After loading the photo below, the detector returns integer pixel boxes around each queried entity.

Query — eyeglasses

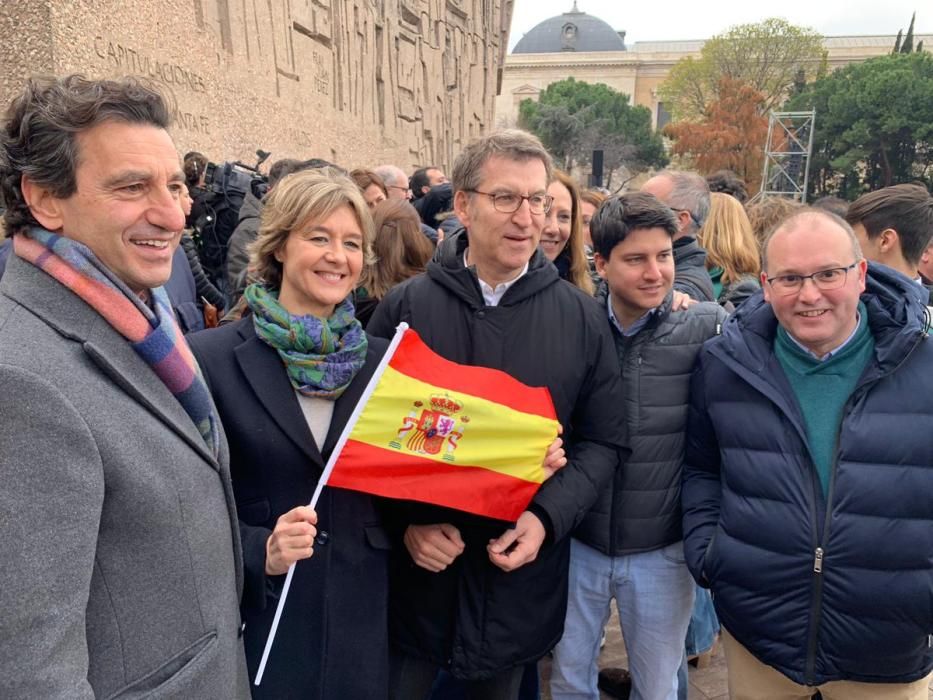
[387,184,412,196]
[766,262,859,295]
[465,189,553,214]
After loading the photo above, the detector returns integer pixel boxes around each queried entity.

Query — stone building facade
[0,0,514,171]
[496,7,932,131]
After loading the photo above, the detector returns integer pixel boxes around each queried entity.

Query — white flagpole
[253,322,409,686]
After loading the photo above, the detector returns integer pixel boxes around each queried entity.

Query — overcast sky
[508,1,929,50]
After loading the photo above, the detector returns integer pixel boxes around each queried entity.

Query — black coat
[672,236,715,302]
[367,231,627,679]
[189,319,391,700]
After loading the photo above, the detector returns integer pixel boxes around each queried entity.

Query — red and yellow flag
[326,324,559,521]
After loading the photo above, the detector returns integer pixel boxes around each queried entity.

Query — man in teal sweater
[682,208,933,698]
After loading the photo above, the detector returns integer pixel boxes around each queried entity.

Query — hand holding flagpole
[252,319,559,685]
[252,322,410,686]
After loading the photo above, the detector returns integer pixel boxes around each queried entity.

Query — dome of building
[512,3,626,54]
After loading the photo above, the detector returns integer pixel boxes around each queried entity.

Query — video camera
[191,149,271,296]
[203,149,272,201]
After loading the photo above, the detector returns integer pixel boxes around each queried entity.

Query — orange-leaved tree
[664,78,769,195]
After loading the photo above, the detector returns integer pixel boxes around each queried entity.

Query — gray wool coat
[0,255,250,699]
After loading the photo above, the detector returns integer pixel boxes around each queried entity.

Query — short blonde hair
[249,167,375,290]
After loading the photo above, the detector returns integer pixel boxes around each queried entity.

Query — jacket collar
[2,255,220,470]
[231,318,382,467]
[427,228,560,308]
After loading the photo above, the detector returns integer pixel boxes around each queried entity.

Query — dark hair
[360,199,433,299]
[183,151,207,188]
[304,158,344,173]
[844,184,933,265]
[812,195,849,219]
[1,74,172,234]
[706,169,748,204]
[267,158,304,189]
[409,167,433,199]
[590,191,678,260]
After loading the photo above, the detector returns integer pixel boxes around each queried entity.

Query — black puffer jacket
[367,230,627,679]
[575,288,726,555]
[673,236,715,302]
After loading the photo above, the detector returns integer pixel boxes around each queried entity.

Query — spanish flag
[254,322,560,685]
[323,322,559,522]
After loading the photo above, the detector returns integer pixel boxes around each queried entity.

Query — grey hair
[451,129,553,195]
[656,170,710,235]
[1,74,171,235]
[761,208,863,272]
[374,164,408,190]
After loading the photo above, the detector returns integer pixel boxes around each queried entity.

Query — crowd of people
[1,74,932,700]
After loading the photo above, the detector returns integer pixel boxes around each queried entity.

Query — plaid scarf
[14,228,220,457]
[244,283,367,399]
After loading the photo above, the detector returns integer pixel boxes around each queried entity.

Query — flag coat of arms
[326,323,560,521]
[252,322,559,685]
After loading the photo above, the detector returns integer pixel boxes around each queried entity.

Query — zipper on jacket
[802,337,925,684]
[804,421,842,683]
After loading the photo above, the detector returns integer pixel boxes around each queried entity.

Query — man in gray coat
[0,75,249,698]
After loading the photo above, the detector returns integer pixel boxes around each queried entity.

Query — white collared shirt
[787,312,862,361]
[463,249,529,307]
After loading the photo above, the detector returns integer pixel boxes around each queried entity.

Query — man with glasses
[369,129,626,698]
[375,164,414,201]
[641,170,716,302]
[682,209,933,699]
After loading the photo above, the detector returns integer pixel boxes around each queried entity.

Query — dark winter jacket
[673,236,715,302]
[225,191,263,304]
[682,263,933,686]
[188,320,391,699]
[367,230,627,679]
[719,274,761,311]
[575,288,726,556]
[180,232,225,311]
[164,244,204,334]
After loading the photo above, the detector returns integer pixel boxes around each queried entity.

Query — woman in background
[352,168,389,210]
[355,198,434,327]
[540,170,595,295]
[699,192,761,309]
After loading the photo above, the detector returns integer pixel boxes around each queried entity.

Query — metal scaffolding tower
[751,110,816,203]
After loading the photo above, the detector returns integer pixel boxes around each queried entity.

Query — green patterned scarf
[244,283,368,399]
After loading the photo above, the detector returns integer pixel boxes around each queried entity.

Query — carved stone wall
[0,0,513,171]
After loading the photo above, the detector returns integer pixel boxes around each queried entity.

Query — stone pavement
[538,602,933,699]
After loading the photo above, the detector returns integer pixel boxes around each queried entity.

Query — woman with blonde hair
[355,198,434,326]
[188,167,392,699]
[540,170,595,295]
[699,192,761,308]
